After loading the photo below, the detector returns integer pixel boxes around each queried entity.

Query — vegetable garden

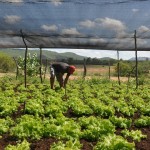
[0,76,150,150]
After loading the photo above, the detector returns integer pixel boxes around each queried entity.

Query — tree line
[0,52,149,78]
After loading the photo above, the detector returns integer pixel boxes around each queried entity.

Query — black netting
[0,0,150,50]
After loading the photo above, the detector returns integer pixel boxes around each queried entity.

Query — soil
[0,72,149,149]
[0,107,150,150]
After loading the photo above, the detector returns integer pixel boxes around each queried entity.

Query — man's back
[51,62,69,74]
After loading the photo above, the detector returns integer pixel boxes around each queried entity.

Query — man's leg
[50,67,55,89]
[56,73,64,88]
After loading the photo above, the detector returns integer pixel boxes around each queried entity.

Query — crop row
[0,78,150,149]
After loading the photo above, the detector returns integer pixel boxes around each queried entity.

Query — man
[50,62,76,89]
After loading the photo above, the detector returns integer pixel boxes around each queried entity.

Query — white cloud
[89,38,106,43]
[79,17,127,37]
[51,0,62,6]
[41,24,58,32]
[132,9,139,13]
[79,20,96,28]
[1,0,23,2]
[4,15,21,24]
[137,26,150,33]
[61,28,81,35]
[96,17,126,32]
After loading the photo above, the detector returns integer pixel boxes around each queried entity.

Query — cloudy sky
[0,0,150,58]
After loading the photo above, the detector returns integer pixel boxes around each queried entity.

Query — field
[0,65,150,150]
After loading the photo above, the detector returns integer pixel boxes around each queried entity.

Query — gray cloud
[132,8,139,13]
[41,24,58,32]
[79,20,96,28]
[4,15,21,24]
[61,28,81,35]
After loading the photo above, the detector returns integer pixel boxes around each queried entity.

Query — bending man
[50,62,76,89]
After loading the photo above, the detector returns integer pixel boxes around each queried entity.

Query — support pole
[108,60,111,80]
[44,59,48,80]
[117,51,121,85]
[20,29,28,88]
[134,30,138,89]
[13,57,19,80]
[83,58,87,79]
[20,29,28,114]
[39,47,43,83]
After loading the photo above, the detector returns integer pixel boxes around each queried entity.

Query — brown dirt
[0,71,149,149]
[0,107,150,150]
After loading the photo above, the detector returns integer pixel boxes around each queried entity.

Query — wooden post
[20,29,28,114]
[39,47,43,83]
[108,60,111,80]
[20,29,28,88]
[44,59,48,80]
[117,51,121,85]
[83,58,87,79]
[134,30,138,89]
[13,57,19,80]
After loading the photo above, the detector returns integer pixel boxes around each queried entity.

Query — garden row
[0,77,150,149]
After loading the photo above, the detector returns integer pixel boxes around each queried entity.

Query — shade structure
[0,0,150,51]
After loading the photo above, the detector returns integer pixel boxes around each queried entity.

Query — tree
[115,61,132,77]
[0,52,15,73]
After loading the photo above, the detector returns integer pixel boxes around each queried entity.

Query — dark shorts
[50,66,61,78]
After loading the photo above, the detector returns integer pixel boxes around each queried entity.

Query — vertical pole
[117,51,121,85]
[83,58,87,79]
[108,60,111,80]
[20,29,27,114]
[40,47,43,83]
[44,59,48,80]
[13,57,19,80]
[134,30,138,89]
[20,29,28,88]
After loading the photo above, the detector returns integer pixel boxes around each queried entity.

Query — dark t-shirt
[51,62,69,74]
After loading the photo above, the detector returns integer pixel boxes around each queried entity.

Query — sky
[46,48,150,60]
[1,0,150,53]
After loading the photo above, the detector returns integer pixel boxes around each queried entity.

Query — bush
[0,52,15,73]
[115,61,132,77]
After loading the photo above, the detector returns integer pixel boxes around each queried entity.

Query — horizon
[44,48,150,60]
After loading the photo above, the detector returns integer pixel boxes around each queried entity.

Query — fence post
[117,51,121,85]
[134,30,138,89]
[13,57,19,80]
[108,60,111,80]
[39,46,43,83]
[83,58,87,79]
[20,29,28,88]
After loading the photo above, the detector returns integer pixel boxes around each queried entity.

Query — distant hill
[99,57,116,60]
[129,57,150,61]
[0,49,86,60]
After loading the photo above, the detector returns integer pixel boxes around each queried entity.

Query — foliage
[114,60,150,77]
[50,140,82,150]
[5,139,30,150]
[0,78,150,149]
[114,61,132,77]
[134,116,150,127]
[0,52,15,73]
[94,134,135,150]
[0,117,14,135]
[17,53,41,76]
[109,116,132,129]
[121,129,147,142]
